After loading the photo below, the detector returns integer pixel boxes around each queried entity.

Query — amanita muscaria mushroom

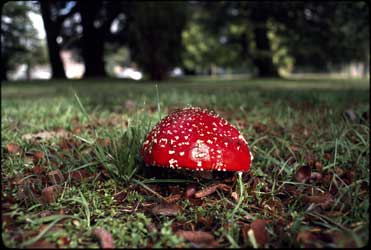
[141,106,253,172]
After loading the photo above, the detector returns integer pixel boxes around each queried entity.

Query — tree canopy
[1,1,369,80]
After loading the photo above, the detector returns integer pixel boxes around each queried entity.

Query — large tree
[126,2,187,81]
[39,1,73,79]
[75,1,122,78]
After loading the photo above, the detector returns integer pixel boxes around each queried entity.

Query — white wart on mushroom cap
[141,107,253,172]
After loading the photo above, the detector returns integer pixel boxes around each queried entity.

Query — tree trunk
[40,2,66,79]
[1,58,8,81]
[79,2,106,78]
[252,22,279,78]
[149,63,167,81]
[26,63,31,80]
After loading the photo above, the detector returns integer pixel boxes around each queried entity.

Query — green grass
[1,76,369,248]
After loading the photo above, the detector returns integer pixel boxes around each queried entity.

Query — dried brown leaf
[47,170,65,185]
[314,161,323,171]
[32,151,45,163]
[305,153,316,167]
[231,191,239,202]
[93,227,115,249]
[184,184,197,198]
[7,143,22,154]
[324,152,332,161]
[164,194,182,203]
[194,183,231,198]
[197,216,214,228]
[17,177,43,205]
[295,165,311,183]
[70,169,94,181]
[240,222,251,244]
[303,193,334,209]
[42,185,61,204]
[250,219,268,246]
[31,165,45,175]
[151,203,181,216]
[309,172,322,182]
[296,230,316,245]
[176,230,218,247]
[22,129,70,141]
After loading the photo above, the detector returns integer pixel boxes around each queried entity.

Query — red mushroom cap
[141,107,253,172]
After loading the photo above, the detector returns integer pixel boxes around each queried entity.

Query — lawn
[1,76,369,248]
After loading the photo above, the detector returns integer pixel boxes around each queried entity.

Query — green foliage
[182,22,242,74]
[1,2,47,79]
[104,45,131,77]
[94,116,152,183]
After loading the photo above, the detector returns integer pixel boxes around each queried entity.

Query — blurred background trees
[1,1,47,80]
[1,1,369,81]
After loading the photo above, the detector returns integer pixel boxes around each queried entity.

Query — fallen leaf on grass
[295,165,311,183]
[303,193,334,209]
[42,185,61,204]
[197,216,214,228]
[31,165,45,175]
[22,128,70,141]
[309,172,323,182]
[17,177,43,205]
[305,153,316,166]
[296,229,347,247]
[47,170,65,185]
[6,143,22,154]
[176,230,218,247]
[314,161,323,171]
[261,199,284,216]
[32,151,45,163]
[164,194,182,203]
[151,203,181,216]
[231,191,239,202]
[194,183,231,198]
[296,230,316,246]
[93,227,115,249]
[69,169,95,181]
[184,184,197,198]
[250,219,268,246]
